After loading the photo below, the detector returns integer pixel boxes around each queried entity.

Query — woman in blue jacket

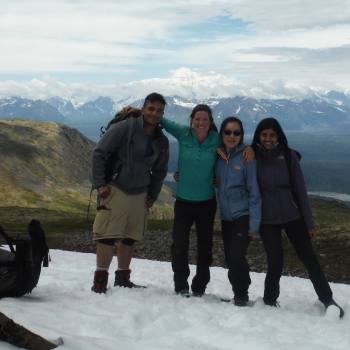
[216,117,261,306]
[252,117,344,318]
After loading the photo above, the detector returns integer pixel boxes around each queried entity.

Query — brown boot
[114,269,145,288]
[91,270,108,293]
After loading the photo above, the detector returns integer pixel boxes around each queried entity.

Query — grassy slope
[0,119,174,231]
[0,119,94,213]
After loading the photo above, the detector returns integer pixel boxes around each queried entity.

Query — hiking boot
[114,269,144,288]
[233,298,249,306]
[234,296,249,307]
[325,299,345,319]
[191,273,208,297]
[91,270,108,294]
[176,289,191,298]
[263,298,280,307]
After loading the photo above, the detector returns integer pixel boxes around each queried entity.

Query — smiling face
[222,121,242,152]
[142,101,165,126]
[259,128,278,150]
[191,110,211,137]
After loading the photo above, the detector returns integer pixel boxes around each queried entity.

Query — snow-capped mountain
[46,96,116,121]
[1,91,350,140]
[0,97,66,123]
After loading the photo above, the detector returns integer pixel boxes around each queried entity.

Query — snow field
[0,250,349,350]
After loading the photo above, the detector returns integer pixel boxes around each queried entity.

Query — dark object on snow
[0,311,61,349]
[0,220,49,298]
[114,269,146,288]
[91,270,108,294]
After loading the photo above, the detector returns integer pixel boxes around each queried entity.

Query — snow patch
[0,250,348,350]
[335,107,346,113]
[173,97,196,108]
[309,191,350,204]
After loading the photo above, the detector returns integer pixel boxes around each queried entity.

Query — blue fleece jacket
[215,144,262,234]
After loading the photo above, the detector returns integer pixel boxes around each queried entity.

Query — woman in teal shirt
[162,104,219,296]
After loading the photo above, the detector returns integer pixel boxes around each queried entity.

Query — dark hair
[143,92,167,107]
[189,104,217,132]
[252,117,288,151]
[219,116,244,145]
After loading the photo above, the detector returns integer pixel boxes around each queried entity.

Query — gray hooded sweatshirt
[91,116,169,200]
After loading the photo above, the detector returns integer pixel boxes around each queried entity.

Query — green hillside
[0,119,174,231]
[0,119,94,213]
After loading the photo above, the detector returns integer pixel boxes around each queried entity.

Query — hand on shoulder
[122,106,141,117]
[243,146,255,162]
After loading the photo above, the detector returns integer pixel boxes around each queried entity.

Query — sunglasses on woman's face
[223,129,241,136]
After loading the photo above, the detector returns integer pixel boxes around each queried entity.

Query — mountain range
[1,91,350,140]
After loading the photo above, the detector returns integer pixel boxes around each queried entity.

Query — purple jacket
[256,144,314,230]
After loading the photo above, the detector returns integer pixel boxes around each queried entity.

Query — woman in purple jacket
[252,118,344,318]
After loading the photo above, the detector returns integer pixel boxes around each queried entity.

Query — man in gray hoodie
[90,92,169,293]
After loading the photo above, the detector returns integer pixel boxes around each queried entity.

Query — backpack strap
[125,117,137,175]
[0,226,15,253]
[86,187,94,221]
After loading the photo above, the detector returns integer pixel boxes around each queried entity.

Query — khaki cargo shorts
[93,186,147,242]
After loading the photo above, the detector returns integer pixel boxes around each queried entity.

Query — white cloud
[0,68,347,103]
[0,0,349,92]
[224,0,350,30]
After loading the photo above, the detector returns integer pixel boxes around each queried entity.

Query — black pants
[171,197,216,293]
[221,216,251,300]
[260,218,333,305]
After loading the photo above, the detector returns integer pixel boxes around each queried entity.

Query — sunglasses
[223,129,242,136]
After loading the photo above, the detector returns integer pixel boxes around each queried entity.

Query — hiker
[252,117,344,318]
[90,92,169,293]
[162,105,219,296]
[215,117,261,306]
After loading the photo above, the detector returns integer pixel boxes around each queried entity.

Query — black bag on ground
[0,220,49,298]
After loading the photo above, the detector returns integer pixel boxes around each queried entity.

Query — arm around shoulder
[161,117,189,139]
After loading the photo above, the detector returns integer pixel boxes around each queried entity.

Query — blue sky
[0,0,350,101]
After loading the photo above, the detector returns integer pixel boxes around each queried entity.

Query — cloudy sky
[1,0,350,101]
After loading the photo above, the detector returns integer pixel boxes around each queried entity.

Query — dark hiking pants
[171,197,216,294]
[260,218,333,305]
[221,215,251,300]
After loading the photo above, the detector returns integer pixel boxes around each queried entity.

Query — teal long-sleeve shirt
[162,118,219,201]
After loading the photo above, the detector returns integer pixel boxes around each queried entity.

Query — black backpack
[0,220,49,298]
[100,110,141,137]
